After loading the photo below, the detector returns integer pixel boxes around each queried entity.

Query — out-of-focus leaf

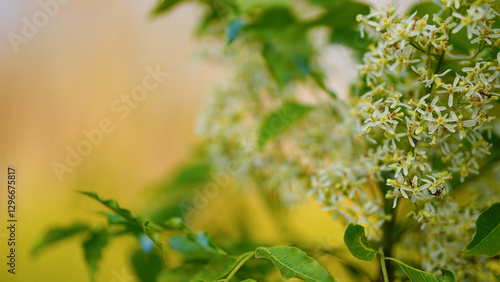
[32,223,89,255]
[150,160,211,220]
[309,1,370,59]
[193,232,227,255]
[151,0,185,17]
[171,162,211,184]
[143,221,167,262]
[386,258,456,282]
[409,1,441,18]
[260,31,313,88]
[98,212,127,225]
[343,224,377,261]
[163,217,190,231]
[257,102,313,150]
[246,8,296,33]
[169,232,226,261]
[450,28,475,55]
[255,246,336,282]
[83,229,109,281]
[243,8,312,87]
[193,252,254,281]
[330,27,372,61]
[79,191,139,224]
[157,263,206,282]
[131,249,164,282]
[462,203,500,256]
[313,2,369,29]
[236,0,290,12]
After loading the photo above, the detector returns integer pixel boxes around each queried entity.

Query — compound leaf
[462,203,500,256]
[255,246,335,282]
[343,224,377,261]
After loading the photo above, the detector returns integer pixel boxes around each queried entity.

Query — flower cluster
[195,0,500,278]
[355,0,499,216]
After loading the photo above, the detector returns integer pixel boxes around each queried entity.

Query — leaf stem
[379,251,389,282]
[224,252,255,282]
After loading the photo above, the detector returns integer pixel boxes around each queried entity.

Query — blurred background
[0,0,413,281]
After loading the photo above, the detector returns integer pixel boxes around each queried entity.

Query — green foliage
[462,203,500,256]
[257,102,313,150]
[254,246,336,282]
[343,224,377,261]
[169,232,227,261]
[131,249,164,282]
[150,159,211,221]
[32,222,89,255]
[82,229,109,281]
[408,1,441,18]
[151,0,185,16]
[79,191,139,224]
[192,252,253,281]
[143,221,167,262]
[386,258,455,282]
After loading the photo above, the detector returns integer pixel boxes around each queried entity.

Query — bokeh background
[0,0,413,281]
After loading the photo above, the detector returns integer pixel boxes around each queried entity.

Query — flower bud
[415,126,424,135]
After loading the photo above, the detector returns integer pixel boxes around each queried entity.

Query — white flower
[425,111,458,134]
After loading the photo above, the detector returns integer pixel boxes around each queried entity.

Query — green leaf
[343,224,377,261]
[236,0,290,12]
[462,203,500,256]
[151,0,185,17]
[82,229,109,281]
[246,8,296,32]
[32,223,89,255]
[79,191,139,224]
[143,221,167,262]
[330,27,371,61]
[254,246,335,282]
[257,102,313,149]
[386,258,456,282]
[193,232,227,255]
[193,252,254,281]
[262,37,312,87]
[131,249,164,282]
[171,162,211,184]
[169,232,226,260]
[157,263,206,281]
[163,217,191,231]
[408,1,441,18]
[313,1,369,29]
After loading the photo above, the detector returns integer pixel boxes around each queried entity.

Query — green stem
[379,251,389,282]
[435,51,445,75]
[381,195,396,281]
[224,252,254,282]
[409,41,440,58]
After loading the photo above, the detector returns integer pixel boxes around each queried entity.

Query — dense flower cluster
[354,0,499,216]
[196,0,500,278]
